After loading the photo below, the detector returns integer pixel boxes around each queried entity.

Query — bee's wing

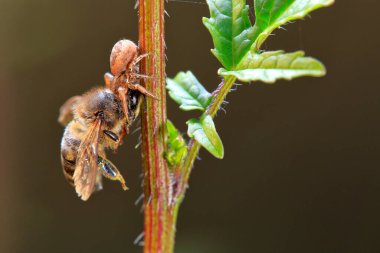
[73,119,102,201]
[58,95,81,126]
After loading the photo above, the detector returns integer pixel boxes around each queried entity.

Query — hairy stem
[139,1,173,252]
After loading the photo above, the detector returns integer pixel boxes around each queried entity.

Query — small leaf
[219,51,326,83]
[252,0,335,49]
[203,0,252,70]
[165,120,188,168]
[187,115,224,159]
[166,71,212,111]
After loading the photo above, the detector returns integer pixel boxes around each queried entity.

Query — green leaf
[165,120,188,168]
[203,0,252,70]
[252,0,334,49]
[187,115,224,159]
[203,0,334,70]
[219,51,325,83]
[166,71,212,111]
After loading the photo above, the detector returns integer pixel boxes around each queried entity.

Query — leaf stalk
[174,75,236,206]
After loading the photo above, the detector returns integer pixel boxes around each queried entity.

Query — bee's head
[75,88,124,130]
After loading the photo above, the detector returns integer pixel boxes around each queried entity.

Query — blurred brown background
[1,0,380,252]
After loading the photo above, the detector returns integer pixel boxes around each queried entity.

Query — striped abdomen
[60,122,82,186]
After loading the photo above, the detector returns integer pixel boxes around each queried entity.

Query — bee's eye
[95,111,104,118]
[128,92,139,110]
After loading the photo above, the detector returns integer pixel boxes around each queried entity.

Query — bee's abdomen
[61,153,75,186]
[60,125,82,186]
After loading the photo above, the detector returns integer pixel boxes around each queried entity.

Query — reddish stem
[139,1,174,252]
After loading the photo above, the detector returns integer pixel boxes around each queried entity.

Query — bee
[58,39,155,201]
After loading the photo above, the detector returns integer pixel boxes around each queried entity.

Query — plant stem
[139,1,173,253]
[139,1,236,250]
[174,75,237,211]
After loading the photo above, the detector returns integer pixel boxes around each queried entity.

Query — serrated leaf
[203,0,252,70]
[166,71,212,111]
[165,120,188,168]
[203,0,333,70]
[187,115,224,159]
[251,0,334,49]
[219,51,325,83]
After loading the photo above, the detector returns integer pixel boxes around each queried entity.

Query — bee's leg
[128,83,158,100]
[109,125,127,153]
[103,129,121,151]
[95,149,107,192]
[58,95,81,126]
[98,156,128,190]
[95,171,103,191]
[104,72,114,88]
[103,130,119,142]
